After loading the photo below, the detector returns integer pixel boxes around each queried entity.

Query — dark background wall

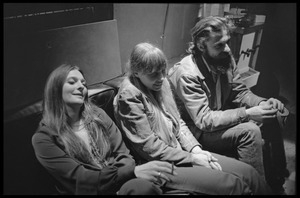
[255,3,296,102]
[231,3,296,105]
[4,3,114,116]
[4,3,113,34]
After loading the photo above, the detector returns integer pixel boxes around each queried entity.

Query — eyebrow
[213,35,230,47]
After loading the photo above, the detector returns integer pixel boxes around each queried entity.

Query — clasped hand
[246,97,284,123]
[259,98,284,112]
[191,150,222,171]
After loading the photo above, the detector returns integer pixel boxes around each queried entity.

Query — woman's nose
[158,72,165,81]
[77,82,85,90]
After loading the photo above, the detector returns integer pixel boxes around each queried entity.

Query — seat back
[88,84,117,123]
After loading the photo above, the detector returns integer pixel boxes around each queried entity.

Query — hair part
[126,42,167,77]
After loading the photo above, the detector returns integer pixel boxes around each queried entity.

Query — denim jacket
[168,54,266,135]
[113,77,201,166]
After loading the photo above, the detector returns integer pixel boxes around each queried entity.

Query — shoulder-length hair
[42,63,110,168]
[127,42,180,145]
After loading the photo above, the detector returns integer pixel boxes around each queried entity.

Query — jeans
[162,152,272,195]
[192,122,265,178]
[118,178,163,195]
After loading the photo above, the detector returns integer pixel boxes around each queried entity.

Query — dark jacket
[168,54,266,134]
[32,107,136,195]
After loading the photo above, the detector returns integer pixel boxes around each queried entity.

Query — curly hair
[187,16,235,55]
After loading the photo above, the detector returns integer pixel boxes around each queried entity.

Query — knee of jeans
[119,178,162,195]
[243,122,262,142]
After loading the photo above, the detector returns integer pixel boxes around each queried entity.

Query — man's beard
[202,51,232,70]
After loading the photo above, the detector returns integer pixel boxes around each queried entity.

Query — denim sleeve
[175,118,202,152]
[229,64,266,107]
[114,90,194,165]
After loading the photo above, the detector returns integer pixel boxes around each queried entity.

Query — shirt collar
[201,55,213,73]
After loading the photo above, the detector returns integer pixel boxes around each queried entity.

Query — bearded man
[168,16,288,195]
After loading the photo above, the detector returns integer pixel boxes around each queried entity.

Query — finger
[281,104,284,112]
[211,155,218,162]
[201,159,211,169]
[263,109,278,115]
[279,103,284,112]
[272,100,280,109]
[203,151,213,161]
[209,161,220,170]
[262,114,276,119]
[158,165,177,175]
[159,173,171,182]
[212,161,222,171]
[154,161,173,170]
[261,104,273,110]
[214,162,222,171]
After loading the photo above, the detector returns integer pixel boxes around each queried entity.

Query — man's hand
[259,98,284,112]
[246,104,278,123]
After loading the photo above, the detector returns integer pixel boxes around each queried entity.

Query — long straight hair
[42,64,110,168]
[127,43,180,145]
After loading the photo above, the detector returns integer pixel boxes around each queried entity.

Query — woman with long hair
[32,64,174,195]
[113,42,272,195]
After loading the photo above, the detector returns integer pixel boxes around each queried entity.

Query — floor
[168,56,296,195]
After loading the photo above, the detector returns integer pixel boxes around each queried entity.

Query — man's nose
[224,44,231,53]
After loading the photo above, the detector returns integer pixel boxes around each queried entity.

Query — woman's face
[136,68,166,91]
[62,69,88,107]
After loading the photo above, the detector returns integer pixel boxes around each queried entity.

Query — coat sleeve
[175,118,202,151]
[114,89,194,166]
[229,63,266,107]
[32,110,136,195]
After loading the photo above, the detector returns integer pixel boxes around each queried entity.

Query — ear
[133,72,140,78]
[197,40,205,52]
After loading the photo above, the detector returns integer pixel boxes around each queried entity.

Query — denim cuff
[238,107,250,123]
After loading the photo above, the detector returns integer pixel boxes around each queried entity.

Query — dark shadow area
[3,113,58,195]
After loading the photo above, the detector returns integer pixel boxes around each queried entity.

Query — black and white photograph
[3,3,296,195]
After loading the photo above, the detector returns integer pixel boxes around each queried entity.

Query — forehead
[66,69,84,79]
[209,29,230,44]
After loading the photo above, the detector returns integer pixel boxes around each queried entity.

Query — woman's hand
[191,151,222,171]
[134,160,177,183]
